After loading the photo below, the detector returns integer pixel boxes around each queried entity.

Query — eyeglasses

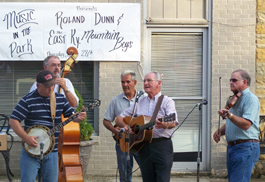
[230,78,243,83]
[49,63,61,68]
[144,79,157,83]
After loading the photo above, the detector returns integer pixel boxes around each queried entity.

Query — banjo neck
[47,109,85,136]
[47,99,100,136]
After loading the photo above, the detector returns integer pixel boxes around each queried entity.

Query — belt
[151,137,170,143]
[227,139,258,146]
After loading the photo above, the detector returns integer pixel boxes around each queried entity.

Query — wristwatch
[228,113,233,119]
[65,88,70,94]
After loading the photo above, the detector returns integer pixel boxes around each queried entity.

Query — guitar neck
[47,112,80,136]
[138,113,175,131]
[138,120,156,131]
[46,100,100,136]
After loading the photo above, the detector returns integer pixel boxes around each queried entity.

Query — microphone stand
[197,102,204,182]
[39,143,44,182]
[125,92,142,182]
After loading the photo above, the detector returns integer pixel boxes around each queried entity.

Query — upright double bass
[58,47,83,182]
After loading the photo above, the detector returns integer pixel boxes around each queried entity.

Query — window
[0,61,98,133]
[150,31,207,167]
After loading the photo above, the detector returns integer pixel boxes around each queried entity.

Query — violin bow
[218,77,221,135]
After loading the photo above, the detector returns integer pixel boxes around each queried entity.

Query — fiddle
[225,91,242,110]
[222,91,241,119]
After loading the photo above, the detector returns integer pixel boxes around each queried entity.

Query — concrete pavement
[0,175,264,182]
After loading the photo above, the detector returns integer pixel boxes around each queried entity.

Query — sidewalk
[0,176,264,182]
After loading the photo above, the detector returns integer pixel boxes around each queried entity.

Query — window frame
[144,27,211,171]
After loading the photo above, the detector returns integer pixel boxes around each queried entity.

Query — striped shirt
[10,89,75,152]
[29,77,79,108]
[120,92,178,138]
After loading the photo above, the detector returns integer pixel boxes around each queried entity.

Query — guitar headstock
[87,99,101,110]
[164,113,176,122]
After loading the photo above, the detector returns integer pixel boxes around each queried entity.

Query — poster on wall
[0,3,141,61]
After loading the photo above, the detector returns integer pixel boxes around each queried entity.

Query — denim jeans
[116,143,140,182]
[20,147,58,182]
[227,140,260,182]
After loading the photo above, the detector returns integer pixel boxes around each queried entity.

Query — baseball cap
[36,70,56,87]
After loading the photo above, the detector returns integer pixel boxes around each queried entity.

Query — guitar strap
[150,95,164,122]
[50,91,56,127]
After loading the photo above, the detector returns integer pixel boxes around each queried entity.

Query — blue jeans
[20,147,58,182]
[116,143,140,182]
[227,141,260,182]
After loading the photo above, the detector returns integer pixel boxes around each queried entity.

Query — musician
[9,70,86,182]
[115,71,178,182]
[30,55,79,108]
[213,69,260,181]
[103,70,140,182]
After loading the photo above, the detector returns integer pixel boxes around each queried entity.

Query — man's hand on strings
[56,78,67,90]
[123,125,134,134]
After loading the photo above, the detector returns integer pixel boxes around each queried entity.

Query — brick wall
[211,0,256,176]
[86,61,143,176]
[256,0,265,114]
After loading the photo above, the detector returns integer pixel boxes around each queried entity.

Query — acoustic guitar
[118,113,175,153]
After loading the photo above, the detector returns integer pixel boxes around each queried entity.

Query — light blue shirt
[225,88,260,142]
[104,91,137,122]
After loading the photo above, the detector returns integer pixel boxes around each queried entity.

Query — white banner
[0,3,141,61]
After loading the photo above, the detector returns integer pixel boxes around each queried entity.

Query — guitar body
[118,113,175,154]
[119,115,153,153]
[58,116,83,182]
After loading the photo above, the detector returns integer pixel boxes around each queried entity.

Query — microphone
[137,90,144,98]
[197,100,208,106]
[118,128,125,133]
[135,90,144,102]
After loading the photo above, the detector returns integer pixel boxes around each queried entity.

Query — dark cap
[36,70,56,87]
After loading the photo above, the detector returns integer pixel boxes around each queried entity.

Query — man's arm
[103,119,120,135]
[219,109,252,130]
[115,115,127,128]
[57,78,78,108]
[9,118,38,147]
[227,112,252,130]
[63,88,78,108]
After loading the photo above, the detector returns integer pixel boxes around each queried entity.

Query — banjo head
[22,125,55,158]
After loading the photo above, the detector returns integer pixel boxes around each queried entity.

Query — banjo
[22,100,100,158]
